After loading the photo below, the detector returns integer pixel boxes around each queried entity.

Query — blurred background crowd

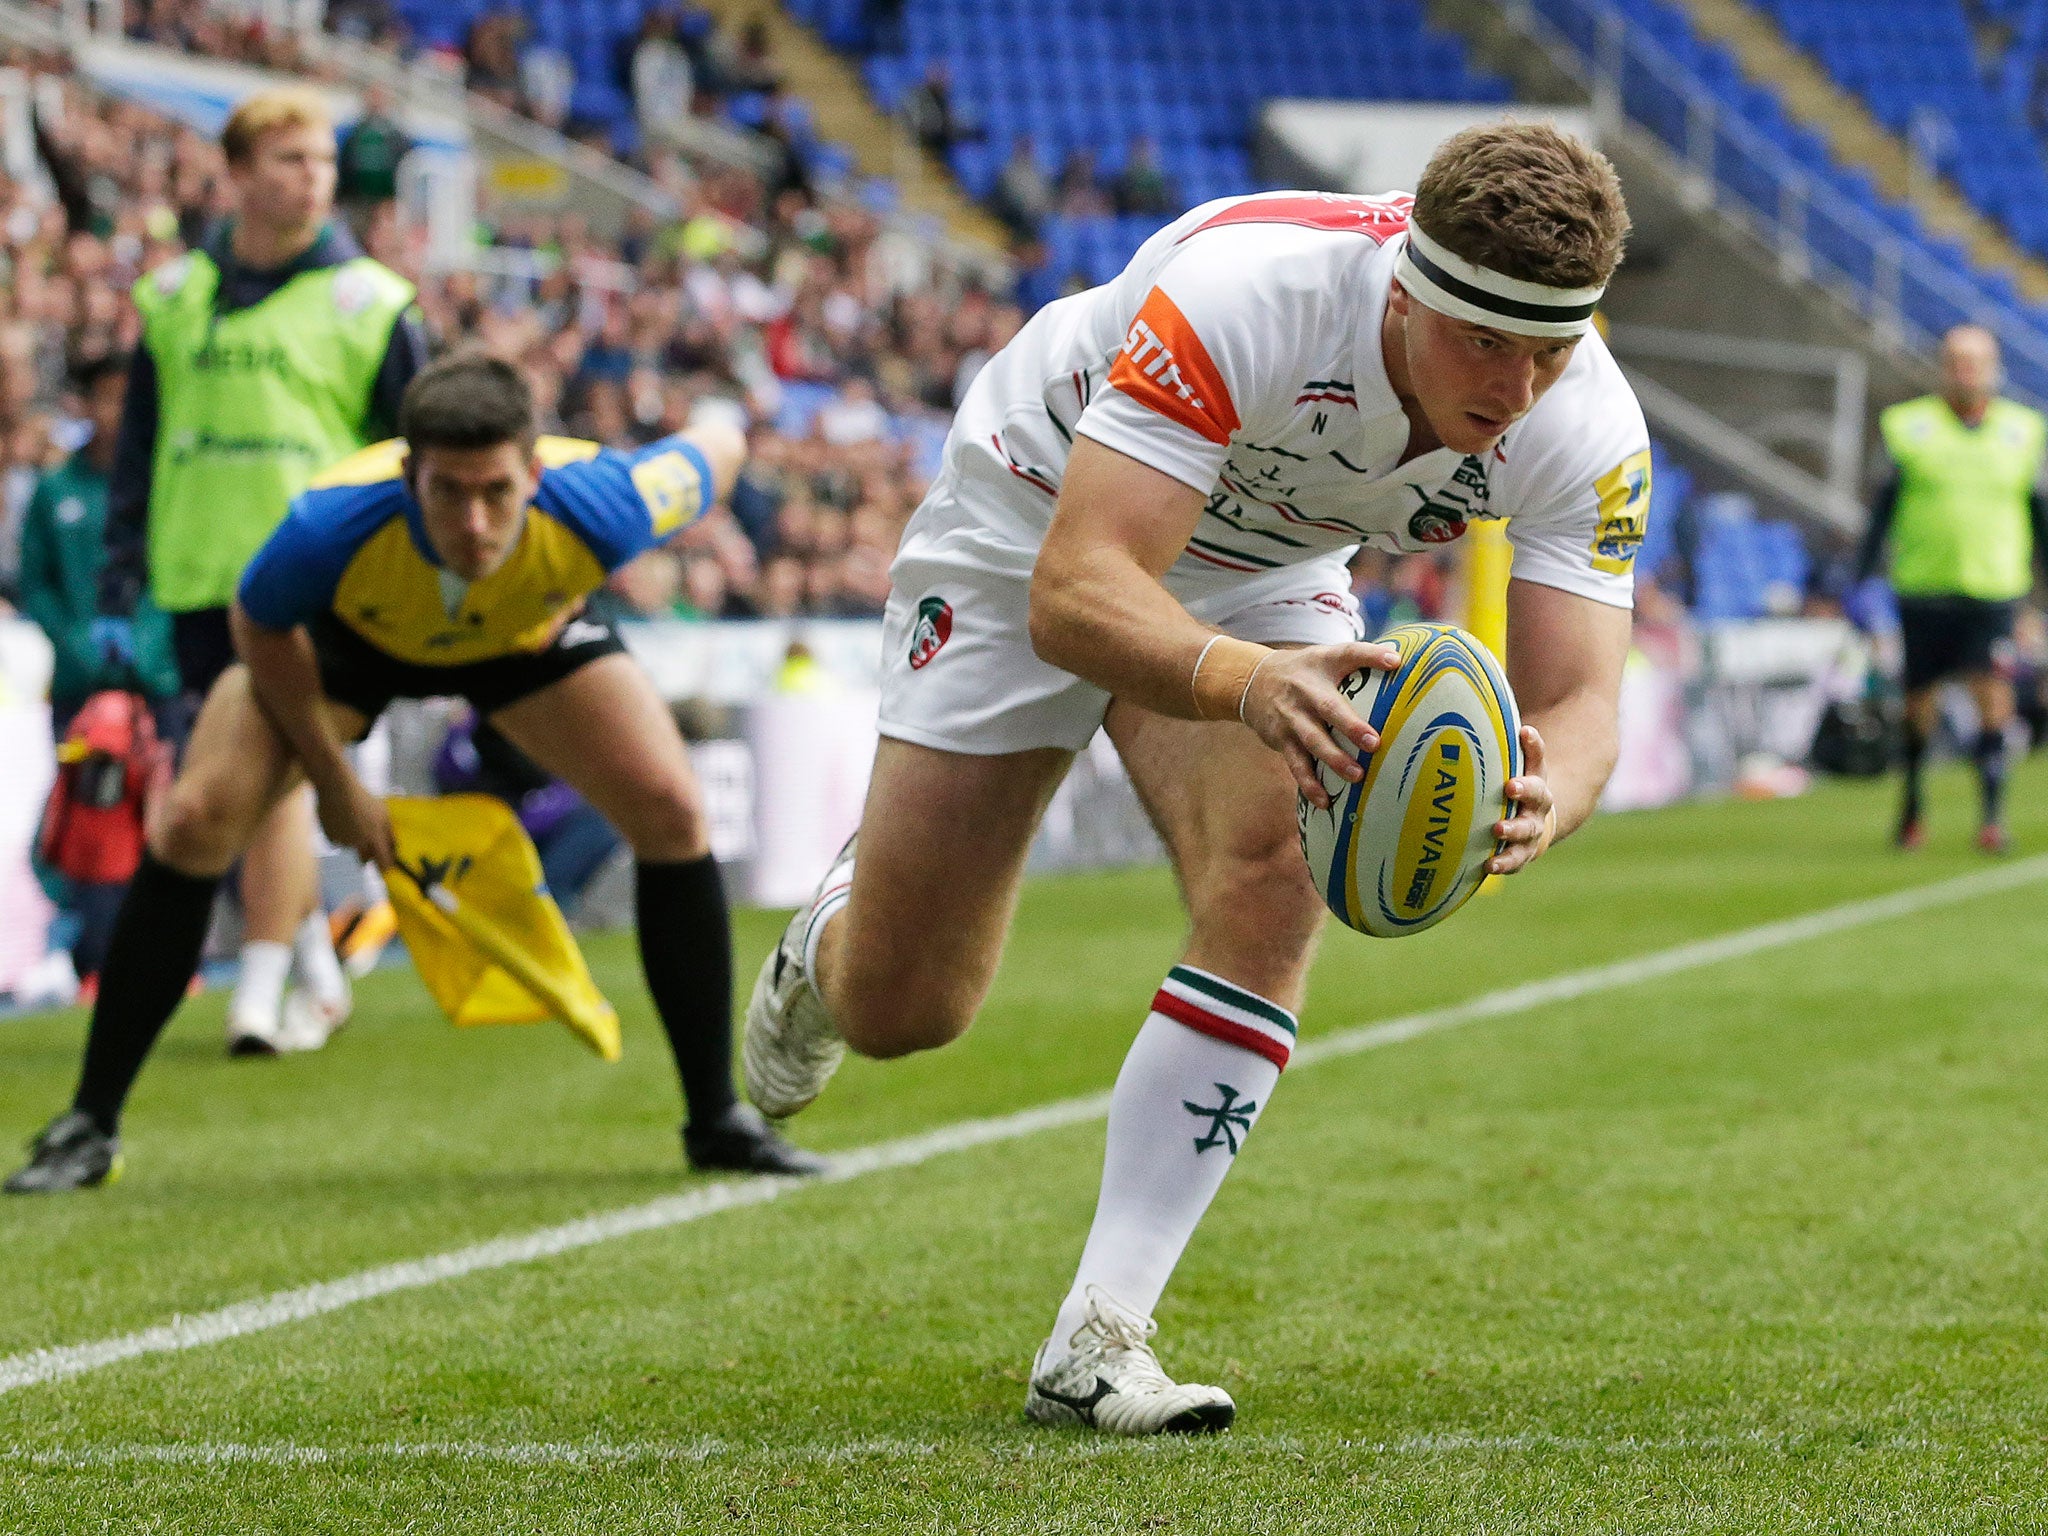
[0,31,1046,631]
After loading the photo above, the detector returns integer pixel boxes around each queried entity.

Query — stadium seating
[1747,0,2048,260]
[1530,0,2048,403]
[786,0,1509,288]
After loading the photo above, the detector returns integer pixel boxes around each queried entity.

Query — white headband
[1393,226,1605,338]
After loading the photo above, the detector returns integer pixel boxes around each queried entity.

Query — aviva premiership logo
[1590,448,1652,575]
[1391,732,1479,915]
[908,595,953,670]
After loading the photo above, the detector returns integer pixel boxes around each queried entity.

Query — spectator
[756,553,806,616]
[464,11,524,105]
[606,546,685,617]
[1112,136,1179,218]
[18,353,179,732]
[1055,147,1111,219]
[817,376,888,447]
[720,18,785,96]
[629,9,696,150]
[991,136,1054,240]
[903,62,972,161]
[519,39,575,132]
[677,551,732,618]
[335,83,413,226]
[18,353,178,1002]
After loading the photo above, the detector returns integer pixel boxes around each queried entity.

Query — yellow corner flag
[385,794,622,1062]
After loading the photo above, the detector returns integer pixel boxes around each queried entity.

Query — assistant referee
[1858,324,2048,853]
[100,87,428,1050]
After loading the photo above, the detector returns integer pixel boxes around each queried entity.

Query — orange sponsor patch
[1108,287,1241,446]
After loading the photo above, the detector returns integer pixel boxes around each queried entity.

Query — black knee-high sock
[72,852,221,1135]
[1901,720,1928,828]
[635,856,739,1128]
[1976,725,2009,827]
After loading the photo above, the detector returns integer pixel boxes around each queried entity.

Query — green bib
[133,249,415,612]
[1878,394,2047,601]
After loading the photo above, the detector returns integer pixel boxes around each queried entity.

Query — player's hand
[1489,725,1557,875]
[313,769,396,871]
[1239,641,1403,809]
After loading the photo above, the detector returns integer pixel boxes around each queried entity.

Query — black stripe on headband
[1403,241,1600,325]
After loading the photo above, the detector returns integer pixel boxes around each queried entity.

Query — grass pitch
[6,761,2048,1532]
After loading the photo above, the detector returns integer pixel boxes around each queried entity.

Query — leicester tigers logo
[908,595,953,670]
[1408,505,1467,545]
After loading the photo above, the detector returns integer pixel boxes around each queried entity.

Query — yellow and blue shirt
[236,433,713,666]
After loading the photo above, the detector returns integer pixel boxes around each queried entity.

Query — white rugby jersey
[938,191,1651,607]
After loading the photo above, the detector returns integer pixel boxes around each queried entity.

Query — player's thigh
[1107,702,1325,1012]
[831,736,1072,1055]
[153,666,363,874]
[485,652,707,861]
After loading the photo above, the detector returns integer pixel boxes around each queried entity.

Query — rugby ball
[1297,622,1522,938]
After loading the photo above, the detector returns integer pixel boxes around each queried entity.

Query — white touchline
[4,854,2045,1399]
[0,1428,1964,1468]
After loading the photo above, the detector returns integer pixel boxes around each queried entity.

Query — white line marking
[0,1430,1976,1468]
[5,855,2045,1399]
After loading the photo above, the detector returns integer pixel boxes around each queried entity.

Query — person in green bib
[1857,324,2048,854]
[100,87,429,1053]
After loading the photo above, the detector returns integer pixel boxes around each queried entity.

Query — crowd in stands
[0,45,1031,632]
[75,0,810,171]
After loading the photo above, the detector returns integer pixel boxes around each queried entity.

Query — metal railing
[1501,0,2048,406]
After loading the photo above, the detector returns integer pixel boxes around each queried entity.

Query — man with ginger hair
[100,87,429,1055]
[743,124,1652,1433]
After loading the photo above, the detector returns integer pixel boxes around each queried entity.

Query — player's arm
[98,346,159,616]
[1030,436,1399,807]
[228,606,392,868]
[1487,578,1631,875]
[363,306,431,442]
[1854,473,1899,586]
[229,504,394,867]
[542,421,749,569]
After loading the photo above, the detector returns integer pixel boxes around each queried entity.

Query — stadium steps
[702,0,1010,250]
[1668,0,2048,301]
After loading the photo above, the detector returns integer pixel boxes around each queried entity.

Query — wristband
[1192,635,1275,721]
[1237,652,1274,723]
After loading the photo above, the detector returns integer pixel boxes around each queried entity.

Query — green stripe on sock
[1165,966,1298,1035]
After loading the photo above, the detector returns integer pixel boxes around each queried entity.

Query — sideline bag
[1810,695,1898,777]
[37,690,171,884]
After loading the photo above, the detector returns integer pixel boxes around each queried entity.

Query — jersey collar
[1352,239,1408,428]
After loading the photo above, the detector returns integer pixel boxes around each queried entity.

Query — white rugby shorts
[878,508,1366,757]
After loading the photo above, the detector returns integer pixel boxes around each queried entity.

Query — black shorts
[171,607,237,697]
[310,611,628,722]
[1897,595,2016,692]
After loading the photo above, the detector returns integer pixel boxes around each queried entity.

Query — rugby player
[8,353,822,1192]
[745,125,1649,1433]
[1855,324,2047,853]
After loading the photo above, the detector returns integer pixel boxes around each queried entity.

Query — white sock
[292,910,350,1009]
[1048,965,1295,1356]
[231,940,293,1027]
[800,843,857,981]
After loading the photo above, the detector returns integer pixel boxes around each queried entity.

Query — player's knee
[613,781,710,862]
[836,976,973,1058]
[150,777,253,876]
[1191,845,1323,958]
